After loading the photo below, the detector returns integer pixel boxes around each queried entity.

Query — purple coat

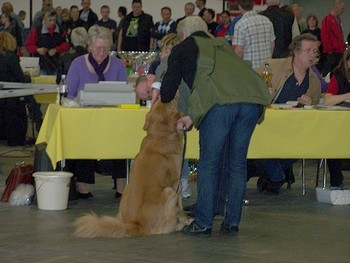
[67,55,127,99]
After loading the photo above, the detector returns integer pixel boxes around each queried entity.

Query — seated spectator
[65,25,127,199]
[323,48,350,189]
[25,7,69,75]
[254,33,321,194]
[214,10,235,45]
[60,8,71,32]
[0,32,30,146]
[57,27,88,82]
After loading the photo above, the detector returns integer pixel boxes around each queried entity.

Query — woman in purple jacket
[66,25,127,199]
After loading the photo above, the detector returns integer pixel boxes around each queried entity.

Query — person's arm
[54,30,70,54]
[234,45,244,58]
[323,75,350,106]
[232,21,244,57]
[117,30,123,52]
[66,58,81,99]
[270,40,275,56]
[324,92,350,106]
[24,28,39,54]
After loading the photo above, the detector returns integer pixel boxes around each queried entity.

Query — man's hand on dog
[177,116,192,130]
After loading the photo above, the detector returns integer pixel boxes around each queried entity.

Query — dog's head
[143,95,181,136]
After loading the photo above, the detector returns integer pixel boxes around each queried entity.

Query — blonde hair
[159,33,181,51]
[0,31,17,54]
[71,27,88,47]
[87,25,113,51]
[42,7,57,19]
[177,16,209,39]
[1,2,14,15]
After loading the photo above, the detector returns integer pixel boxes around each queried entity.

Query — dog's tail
[74,213,146,238]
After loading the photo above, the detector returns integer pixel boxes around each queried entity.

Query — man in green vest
[157,16,271,237]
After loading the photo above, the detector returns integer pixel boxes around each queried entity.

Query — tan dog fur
[74,98,191,238]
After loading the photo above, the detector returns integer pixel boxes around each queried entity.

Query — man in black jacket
[79,0,98,30]
[117,0,154,52]
[260,0,294,58]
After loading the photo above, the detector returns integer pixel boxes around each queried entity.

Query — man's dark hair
[237,0,254,11]
[70,5,79,11]
[101,5,110,11]
[132,0,142,5]
[206,8,215,19]
[161,7,172,13]
[118,6,127,16]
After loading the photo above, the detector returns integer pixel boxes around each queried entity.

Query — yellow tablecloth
[36,104,350,168]
[32,75,57,104]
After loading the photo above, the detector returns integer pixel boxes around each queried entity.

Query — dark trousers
[327,159,344,187]
[65,159,127,184]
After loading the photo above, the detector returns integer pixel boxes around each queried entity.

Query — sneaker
[182,221,211,237]
[181,179,191,198]
[220,222,239,236]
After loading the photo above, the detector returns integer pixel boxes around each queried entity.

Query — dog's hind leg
[156,187,182,234]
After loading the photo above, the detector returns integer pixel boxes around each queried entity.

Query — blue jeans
[258,159,297,182]
[195,103,263,229]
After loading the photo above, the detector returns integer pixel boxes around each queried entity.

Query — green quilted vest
[189,36,272,128]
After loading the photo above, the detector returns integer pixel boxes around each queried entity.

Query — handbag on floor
[1,163,34,202]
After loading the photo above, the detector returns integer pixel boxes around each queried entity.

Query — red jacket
[321,13,346,54]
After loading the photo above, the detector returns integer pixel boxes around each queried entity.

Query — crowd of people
[0,0,349,237]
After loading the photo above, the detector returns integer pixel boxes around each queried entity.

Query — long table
[36,104,350,170]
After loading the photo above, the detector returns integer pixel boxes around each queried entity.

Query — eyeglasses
[92,46,109,53]
[299,48,318,55]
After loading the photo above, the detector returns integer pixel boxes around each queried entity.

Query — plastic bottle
[58,74,68,105]
[261,63,272,94]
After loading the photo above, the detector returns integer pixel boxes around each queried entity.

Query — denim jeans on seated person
[258,159,297,182]
[195,103,263,229]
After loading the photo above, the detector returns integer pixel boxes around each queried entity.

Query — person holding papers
[254,33,321,194]
[323,48,350,190]
[65,25,127,199]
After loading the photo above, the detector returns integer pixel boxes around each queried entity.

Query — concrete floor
[0,141,350,263]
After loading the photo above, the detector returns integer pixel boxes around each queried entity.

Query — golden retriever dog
[74,98,191,238]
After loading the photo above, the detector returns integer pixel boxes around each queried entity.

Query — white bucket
[33,172,73,210]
